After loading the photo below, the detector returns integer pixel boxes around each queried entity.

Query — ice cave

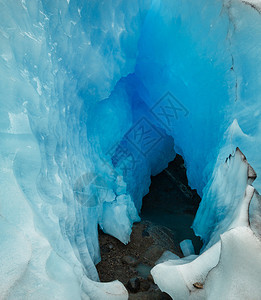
[1,0,261,299]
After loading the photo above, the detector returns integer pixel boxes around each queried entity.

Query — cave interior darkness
[141,154,203,254]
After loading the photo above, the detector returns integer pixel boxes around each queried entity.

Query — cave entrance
[141,154,202,254]
[96,154,202,298]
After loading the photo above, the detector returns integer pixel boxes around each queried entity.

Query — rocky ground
[97,221,179,299]
[96,155,202,299]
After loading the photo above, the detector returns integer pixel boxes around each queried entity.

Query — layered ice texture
[1,0,261,299]
[152,149,261,299]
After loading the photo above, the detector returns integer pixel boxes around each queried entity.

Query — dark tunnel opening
[96,154,202,298]
[141,154,203,253]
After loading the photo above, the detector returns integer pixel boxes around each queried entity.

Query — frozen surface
[156,251,180,264]
[180,239,195,257]
[1,0,261,299]
[204,226,261,300]
[152,150,261,299]
[194,148,255,250]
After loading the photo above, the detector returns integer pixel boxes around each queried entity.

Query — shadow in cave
[97,154,202,298]
[141,154,202,254]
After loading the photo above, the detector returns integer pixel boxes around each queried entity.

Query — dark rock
[158,292,172,300]
[128,291,150,300]
[128,290,172,300]
[129,267,139,275]
[193,282,204,289]
[147,274,154,283]
[126,277,140,293]
[135,263,152,279]
[142,229,150,237]
[100,244,113,253]
[128,292,150,300]
[139,279,150,292]
[150,290,172,300]
[144,245,165,265]
[122,255,139,266]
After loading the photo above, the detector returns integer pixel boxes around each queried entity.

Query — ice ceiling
[1,0,261,299]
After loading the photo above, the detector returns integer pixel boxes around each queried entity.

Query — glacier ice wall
[1,0,261,298]
[0,0,152,298]
[152,149,261,299]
